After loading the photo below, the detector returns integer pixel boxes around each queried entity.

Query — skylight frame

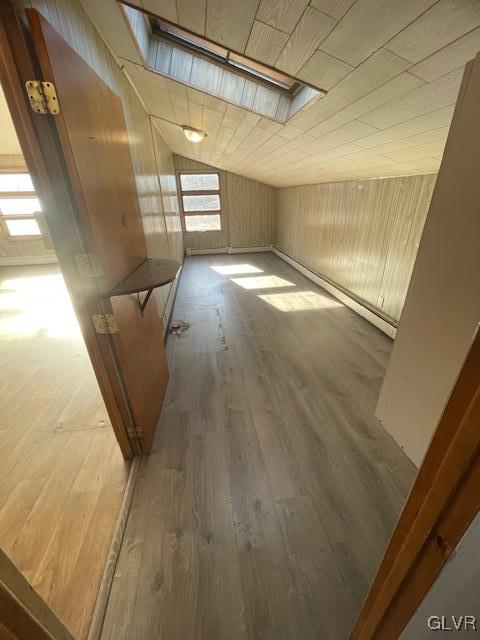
[118,1,326,123]
[149,17,299,94]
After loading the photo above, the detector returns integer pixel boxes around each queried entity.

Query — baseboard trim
[186,247,226,255]
[87,455,141,640]
[0,254,58,266]
[163,265,182,339]
[272,247,397,339]
[228,245,272,254]
[186,245,272,256]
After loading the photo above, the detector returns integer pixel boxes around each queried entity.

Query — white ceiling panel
[82,0,479,186]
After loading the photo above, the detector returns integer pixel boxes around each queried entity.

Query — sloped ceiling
[81,0,480,187]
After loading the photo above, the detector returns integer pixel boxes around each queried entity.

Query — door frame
[0,0,136,458]
[350,325,480,638]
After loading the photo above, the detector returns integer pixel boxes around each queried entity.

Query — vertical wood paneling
[146,36,290,122]
[174,155,274,250]
[13,0,183,313]
[122,3,150,61]
[152,125,183,263]
[275,174,437,323]
[379,176,434,319]
[376,53,480,466]
[225,172,274,247]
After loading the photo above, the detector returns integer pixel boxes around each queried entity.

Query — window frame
[0,171,43,240]
[149,17,299,93]
[178,171,223,233]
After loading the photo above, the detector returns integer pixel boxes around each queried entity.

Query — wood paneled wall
[275,173,437,323]
[11,0,183,313]
[174,154,275,250]
[377,54,480,465]
[5,1,439,328]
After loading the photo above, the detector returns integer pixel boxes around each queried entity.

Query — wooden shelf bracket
[103,258,181,316]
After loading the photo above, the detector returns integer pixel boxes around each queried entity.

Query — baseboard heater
[184,244,397,339]
[185,245,272,256]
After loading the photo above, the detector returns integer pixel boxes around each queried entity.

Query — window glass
[180,173,219,191]
[5,218,41,236]
[184,214,221,232]
[0,173,34,192]
[182,194,220,212]
[0,197,41,216]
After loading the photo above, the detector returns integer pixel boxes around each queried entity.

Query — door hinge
[127,426,144,439]
[25,80,60,115]
[75,253,104,278]
[92,313,119,335]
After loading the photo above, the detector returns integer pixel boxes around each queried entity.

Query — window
[0,173,42,238]
[151,18,298,92]
[120,4,325,123]
[179,172,222,232]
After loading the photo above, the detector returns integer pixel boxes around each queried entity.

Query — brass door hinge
[127,426,144,439]
[25,80,60,115]
[92,313,118,335]
[75,253,104,278]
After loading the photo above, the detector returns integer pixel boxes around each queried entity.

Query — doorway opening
[0,78,130,639]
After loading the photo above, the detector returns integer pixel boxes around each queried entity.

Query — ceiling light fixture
[182,125,207,143]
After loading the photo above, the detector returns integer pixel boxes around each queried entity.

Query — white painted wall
[376,54,480,467]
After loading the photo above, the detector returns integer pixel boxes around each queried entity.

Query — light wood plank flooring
[102,253,416,640]
[0,264,129,639]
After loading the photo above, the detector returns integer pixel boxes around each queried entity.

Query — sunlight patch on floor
[0,273,82,339]
[258,290,343,312]
[211,263,263,275]
[231,275,295,290]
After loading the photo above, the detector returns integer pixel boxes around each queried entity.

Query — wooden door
[0,0,132,457]
[24,9,169,453]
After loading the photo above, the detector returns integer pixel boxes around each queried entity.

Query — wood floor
[0,264,129,639]
[101,253,416,640]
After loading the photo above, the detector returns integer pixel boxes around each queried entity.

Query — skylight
[119,3,326,123]
[150,18,298,93]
